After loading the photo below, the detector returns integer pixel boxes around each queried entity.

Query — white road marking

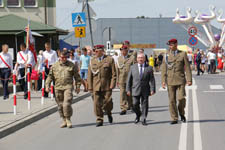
[209,85,224,90]
[178,86,189,150]
[192,78,203,150]
[203,91,225,93]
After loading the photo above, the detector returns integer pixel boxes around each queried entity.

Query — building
[0,14,68,61]
[62,17,221,53]
[0,0,56,26]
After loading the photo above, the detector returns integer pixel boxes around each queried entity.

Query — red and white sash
[19,52,26,62]
[0,55,11,69]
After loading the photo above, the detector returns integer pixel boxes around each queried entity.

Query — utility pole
[44,0,47,24]
[86,0,94,48]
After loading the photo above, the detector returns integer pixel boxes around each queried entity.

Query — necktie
[173,51,176,56]
[99,57,102,62]
[140,65,143,79]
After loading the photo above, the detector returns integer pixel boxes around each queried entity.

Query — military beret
[167,39,178,45]
[123,40,130,45]
[94,45,105,50]
[120,45,128,50]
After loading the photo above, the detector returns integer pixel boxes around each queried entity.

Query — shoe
[96,122,103,127]
[134,116,140,124]
[170,120,178,125]
[108,115,113,123]
[120,111,126,115]
[142,119,147,126]
[180,115,186,123]
[24,94,28,99]
[66,118,72,128]
[60,118,67,128]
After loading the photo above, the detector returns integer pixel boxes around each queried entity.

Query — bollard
[51,82,54,100]
[27,68,31,110]
[13,70,17,115]
[41,69,45,105]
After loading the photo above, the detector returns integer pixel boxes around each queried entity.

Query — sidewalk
[0,90,90,139]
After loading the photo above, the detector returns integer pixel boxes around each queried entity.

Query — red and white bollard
[51,82,54,100]
[13,70,17,115]
[41,69,45,105]
[27,68,31,110]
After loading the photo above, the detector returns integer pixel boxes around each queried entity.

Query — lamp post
[102,27,112,44]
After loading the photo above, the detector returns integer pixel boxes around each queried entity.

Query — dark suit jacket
[126,63,156,97]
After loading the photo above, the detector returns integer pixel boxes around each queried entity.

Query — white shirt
[0,52,13,72]
[138,63,145,75]
[37,55,44,71]
[68,58,77,64]
[207,52,216,60]
[43,50,58,66]
[17,50,35,68]
[218,53,223,58]
[187,53,192,62]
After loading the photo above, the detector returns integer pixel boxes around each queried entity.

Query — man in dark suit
[126,53,156,125]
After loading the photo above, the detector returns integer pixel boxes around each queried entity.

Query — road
[1,73,225,150]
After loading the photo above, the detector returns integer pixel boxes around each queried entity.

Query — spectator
[187,51,193,70]
[196,49,204,75]
[217,50,224,72]
[37,50,44,90]
[157,53,163,69]
[80,47,90,92]
[201,50,206,73]
[149,55,154,67]
[139,49,148,65]
[154,55,159,72]
[207,50,216,74]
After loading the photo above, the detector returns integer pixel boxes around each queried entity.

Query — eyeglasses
[61,56,67,59]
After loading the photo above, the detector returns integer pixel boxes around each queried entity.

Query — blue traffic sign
[72,12,86,27]
[189,36,198,46]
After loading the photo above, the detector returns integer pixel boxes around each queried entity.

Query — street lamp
[101,27,112,44]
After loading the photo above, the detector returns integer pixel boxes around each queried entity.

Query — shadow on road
[188,119,225,123]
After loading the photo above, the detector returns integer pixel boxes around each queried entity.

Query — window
[24,0,36,7]
[7,0,20,7]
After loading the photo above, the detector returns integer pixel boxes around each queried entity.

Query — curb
[0,92,91,139]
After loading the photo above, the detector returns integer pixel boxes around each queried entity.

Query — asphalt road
[1,73,225,150]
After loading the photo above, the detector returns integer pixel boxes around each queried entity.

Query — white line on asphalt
[209,85,224,90]
[178,86,189,150]
[192,78,203,150]
[203,91,225,93]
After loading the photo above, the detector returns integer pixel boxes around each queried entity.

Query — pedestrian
[16,43,35,99]
[43,42,58,97]
[161,39,192,125]
[207,50,216,74]
[0,44,13,100]
[126,53,156,125]
[149,55,154,67]
[157,53,164,69]
[45,51,81,128]
[37,50,44,90]
[154,55,159,72]
[80,47,90,92]
[87,45,116,127]
[117,45,136,115]
[201,51,206,73]
[217,50,224,72]
[187,51,193,70]
[196,49,204,75]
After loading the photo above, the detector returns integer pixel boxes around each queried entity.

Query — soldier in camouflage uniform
[46,51,81,128]
[123,40,137,60]
[87,45,116,127]
[116,45,136,115]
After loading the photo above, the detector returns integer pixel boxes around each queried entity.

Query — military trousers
[119,84,132,111]
[55,89,73,118]
[167,84,186,121]
[93,90,113,123]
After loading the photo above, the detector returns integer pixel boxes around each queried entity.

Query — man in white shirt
[0,44,13,100]
[43,42,58,97]
[207,50,216,74]
[16,43,35,99]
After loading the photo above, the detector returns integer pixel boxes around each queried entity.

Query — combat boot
[60,118,67,128]
[66,117,72,128]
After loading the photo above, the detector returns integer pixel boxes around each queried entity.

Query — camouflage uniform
[46,60,81,119]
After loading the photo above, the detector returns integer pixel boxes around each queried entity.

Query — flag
[25,20,37,64]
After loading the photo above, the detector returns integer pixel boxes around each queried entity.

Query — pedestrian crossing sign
[72,12,86,27]
[74,27,86,38]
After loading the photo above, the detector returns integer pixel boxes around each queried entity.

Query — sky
[56,0,225,30]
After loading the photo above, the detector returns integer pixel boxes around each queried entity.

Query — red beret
[120,45,128,50]
[123,40,130,45]
[95,45,105,50]
[167,39,177,45]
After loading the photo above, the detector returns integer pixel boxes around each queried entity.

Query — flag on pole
[25,20,37,64]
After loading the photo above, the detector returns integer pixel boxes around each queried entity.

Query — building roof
[0,14,68,35]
